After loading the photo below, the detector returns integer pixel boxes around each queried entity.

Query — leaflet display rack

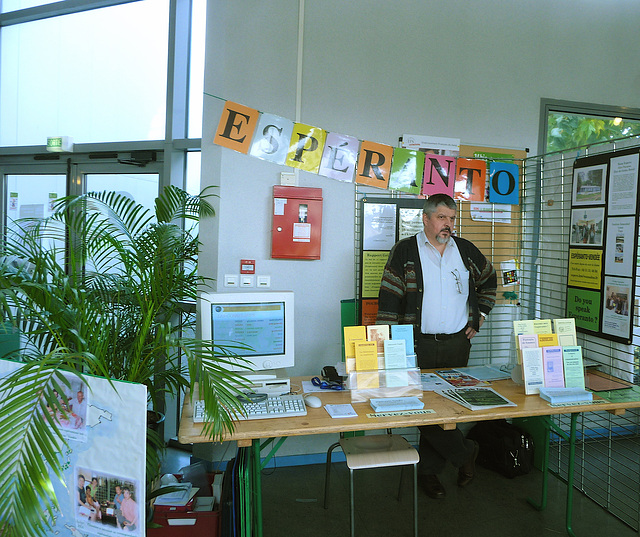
[348,368,422,403]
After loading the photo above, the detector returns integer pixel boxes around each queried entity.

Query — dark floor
[160,446,639,537]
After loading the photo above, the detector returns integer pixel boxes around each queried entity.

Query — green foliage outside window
[546,112,640,153]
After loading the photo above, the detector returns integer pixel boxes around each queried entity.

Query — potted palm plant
[0,186,249,536]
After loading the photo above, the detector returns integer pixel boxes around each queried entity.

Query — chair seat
[339,435,420,470]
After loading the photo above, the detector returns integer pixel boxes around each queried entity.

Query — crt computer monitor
[198,291,295,372]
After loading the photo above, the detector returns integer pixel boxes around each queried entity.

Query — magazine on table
[435,369,491,387]
[436,386,517,411]
[453,365,511,381]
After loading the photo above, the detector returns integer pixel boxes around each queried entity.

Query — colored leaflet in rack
[521,347,545,395]
[343,325,366,373]
[553,318,578,346]
[562,346,585,389]
[542,346,565,388]
[383,339,407,369]
[538,333,559,347]
[391,324,416,368]
[354,340,378,371]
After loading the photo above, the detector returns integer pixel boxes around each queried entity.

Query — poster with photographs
[569,207,604,247]
[398,208,423,240]
[571,163,607,206]
[602,276,632,339]
[605,216,635,277]
[607,152,639,216]
[0,360,147,536]
[362,203,396,251]
[568,149,639,345]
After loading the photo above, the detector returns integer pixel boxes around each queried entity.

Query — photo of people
[75,468,140,534]
[605,285,629,317]
[601,276,633,341]
[572,163,607,205]
[41,373,89,443]
[605,216,635,277]
[570,207,605,246]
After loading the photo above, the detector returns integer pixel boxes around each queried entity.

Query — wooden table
[179,374,639,537]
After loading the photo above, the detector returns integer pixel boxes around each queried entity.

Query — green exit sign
[46,136,73,152]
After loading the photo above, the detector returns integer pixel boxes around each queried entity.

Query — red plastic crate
[148,508,220,537]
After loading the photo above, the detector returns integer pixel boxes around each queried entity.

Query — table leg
[526,413,579,537]
[527,415,551,511]
[247,437,288,537]
[251,439,263,537]
[564,413,578,537]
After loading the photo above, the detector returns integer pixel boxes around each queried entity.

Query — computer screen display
[198,291,295,372]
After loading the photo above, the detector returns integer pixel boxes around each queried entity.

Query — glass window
[5,174,67,264]
[188,0,206,139]
[87,173,159,215]
[186,151,201,195]
[546,111,640,153]
[0,0,169,146]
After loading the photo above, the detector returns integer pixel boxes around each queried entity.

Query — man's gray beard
[436,234,450,244]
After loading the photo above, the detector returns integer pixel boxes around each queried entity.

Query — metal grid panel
[524,136,640,532]
[352,136,640,530]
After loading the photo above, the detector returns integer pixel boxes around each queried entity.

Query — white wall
[200,0,640,378]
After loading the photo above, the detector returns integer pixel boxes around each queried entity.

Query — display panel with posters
[0,359,147,536]
[567,148,640,345]
[359,197,425,322]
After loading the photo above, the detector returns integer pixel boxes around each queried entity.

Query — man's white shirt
[416,230,469,335]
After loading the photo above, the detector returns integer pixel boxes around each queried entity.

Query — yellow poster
[286,123,327,173]
[568,249,603,289]
[362,251,390,298]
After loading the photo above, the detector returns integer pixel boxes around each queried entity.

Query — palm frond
[155,185,217,224]
[0,354,86,536]
[0,186,251,532]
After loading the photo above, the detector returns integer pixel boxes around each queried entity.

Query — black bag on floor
[466,419,534,478]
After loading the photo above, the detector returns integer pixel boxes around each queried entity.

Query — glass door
[0,155,194,442]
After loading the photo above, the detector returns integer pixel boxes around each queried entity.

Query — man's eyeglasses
[451,269,462,294]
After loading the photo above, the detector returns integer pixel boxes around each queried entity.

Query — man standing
[109,484,124,512]
[377,193,496,499]
[71,387,87,428]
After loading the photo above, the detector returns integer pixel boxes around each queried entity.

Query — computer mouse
[303,394,322,408]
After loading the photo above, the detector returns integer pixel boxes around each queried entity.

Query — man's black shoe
[458,440,480,487]
[419,474,446,499]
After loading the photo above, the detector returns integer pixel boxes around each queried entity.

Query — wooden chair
[323,430,419,537]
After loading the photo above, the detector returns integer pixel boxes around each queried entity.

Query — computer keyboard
[193,394,308,423]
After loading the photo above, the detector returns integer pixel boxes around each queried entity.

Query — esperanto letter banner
[488,162,520,204]
[213,99,520,203]
[422,154,456,198]
[286,123,327,174]
[318,132,359,182]
[388,147,425,196]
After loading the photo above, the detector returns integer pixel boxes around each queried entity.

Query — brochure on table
[344,323,421,402]
[0,359,147,537]
[513,318,589,397]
